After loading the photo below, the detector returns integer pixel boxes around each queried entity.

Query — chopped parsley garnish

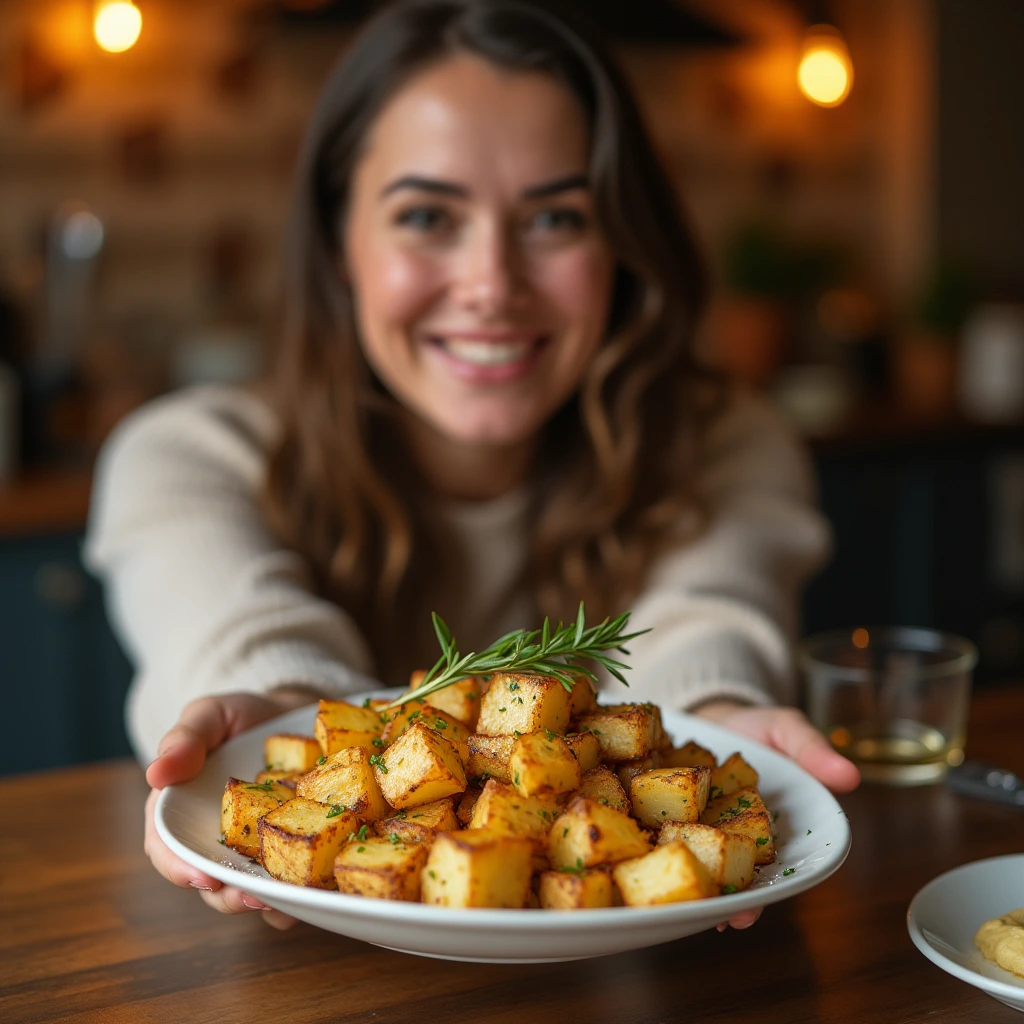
[782,867,795,876]
[428,870,437,880]
[243,780,277,792]
[357,824,369,841]
[316,755,327,765]
[721,795,753,819]
[562,827,569,837]
[513,771,521,786]
[362,697,372,708]
[560,857,586,875]
[326,804,346,818]
[389,832,401,845]
[372,737,385,747]
[498,707,507,713]
[369,753,388,774]
[545,729,556,741]
[357,846,366,853]
[508,681,520,691]
[217,837,226,845]
[806,829,812,835]
[721,884,738,895]
[433,718,448,730]
[513,730,522,738]
[755,836,769,846]
[408,710,421,722]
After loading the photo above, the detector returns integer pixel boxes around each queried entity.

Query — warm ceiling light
[798,24,852,107]
[94,1,142,53]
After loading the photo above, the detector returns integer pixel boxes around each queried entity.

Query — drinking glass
[799,627,977,785]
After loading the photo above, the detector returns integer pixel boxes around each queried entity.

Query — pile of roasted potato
[220,671,777,909]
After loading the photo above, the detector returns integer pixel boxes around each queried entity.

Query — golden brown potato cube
[457,785,482,825]
[411,670,481,729]
[421,830,533,908]
[576,703,660,762]
[548,797,650,870]
[314,699,383,756]
[466,733,516,784]
[264,733,323,774]
[613,840,717,905]
[294,746,390,823]
[567,676,598,717]
[629,766,711,828]
[371,795,458,845]
[509,732,581,797]
[658,821,757,892]
[257,797,358,888]
[562,731,601,773]
[254,768,299,790]
[709,752,759,799]
[575,765,630,812]
[615,751,664,791]
[372,722,467,809]
[701,787,774,865]
[716,810,776,865]
[538,868,615,909]
[476,673,571,737]
[334,835,429,901]
[382,699,471,748]
[468,779,562,852]
[220,777,294,859]
[663,740,718,769]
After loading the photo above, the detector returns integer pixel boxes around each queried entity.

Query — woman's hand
[144,689,318,930]
[691,700,861,932]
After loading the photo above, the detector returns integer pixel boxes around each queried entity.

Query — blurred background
[2,0,1023,774]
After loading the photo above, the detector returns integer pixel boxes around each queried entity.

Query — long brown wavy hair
[262,0,724,683]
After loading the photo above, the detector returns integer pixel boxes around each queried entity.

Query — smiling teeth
[441,337,535,366]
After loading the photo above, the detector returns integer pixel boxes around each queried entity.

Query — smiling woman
[84,0,856,932]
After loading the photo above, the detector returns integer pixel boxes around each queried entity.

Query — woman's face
[344,54,614,450]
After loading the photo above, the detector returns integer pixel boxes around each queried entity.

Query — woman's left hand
[690,700,861,932]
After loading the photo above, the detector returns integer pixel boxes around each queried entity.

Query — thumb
[146,698,230,790]
[767,710,861,793]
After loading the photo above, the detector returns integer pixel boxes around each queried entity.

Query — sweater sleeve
[615,395,831,713]
[83,386,379,762]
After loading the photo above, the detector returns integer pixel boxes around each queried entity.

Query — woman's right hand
[144,689,317,930]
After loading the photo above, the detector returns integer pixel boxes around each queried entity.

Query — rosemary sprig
[388,602,649,708]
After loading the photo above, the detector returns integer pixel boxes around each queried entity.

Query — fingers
[144,789,221,891]
[768,709,861,793]
[716,907,763,931]
[196,887,297,929]
[146,697,230,789]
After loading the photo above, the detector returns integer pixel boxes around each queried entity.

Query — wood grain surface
[2,686,1023,1024]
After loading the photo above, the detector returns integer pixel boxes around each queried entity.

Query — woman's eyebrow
[379,172,590,201]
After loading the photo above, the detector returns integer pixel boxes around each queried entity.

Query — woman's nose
[451,224,525,317]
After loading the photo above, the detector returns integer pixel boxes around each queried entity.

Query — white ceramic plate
[156,692,852,963]
[908,854,1024,1013]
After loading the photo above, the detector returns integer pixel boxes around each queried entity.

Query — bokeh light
[94,1,142,54]
[798,26,853,107]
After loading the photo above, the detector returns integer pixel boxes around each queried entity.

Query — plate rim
[155,692,853,931]
[907,853,1024,1002]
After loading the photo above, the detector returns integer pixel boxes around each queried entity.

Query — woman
[86,0,859,929]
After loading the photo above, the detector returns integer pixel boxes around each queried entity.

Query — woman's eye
[529,208,588,233]
[394,206,453,232]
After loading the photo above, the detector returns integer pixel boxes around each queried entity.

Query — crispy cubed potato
[466,733,516,784]
[510,732,581,797]
[567,677,598,717]
[334,835,429,901]
[372,722,467,809]
[421,829,533,908]
[476,673,571,737]
[314,699,383,756]
[613,840,717,905]
[469,779,562,853]
[264,733,323,774]
[662,740,717,769]
[575,765,630,812]
[382,700,471,748]
[658,821,757,892]
[548,796,650,870]
[576,703,660,762]
[410,670,481,729]
[616,751,664,791]
[372,797,460,844]
[254,768,299,790]
[562,731,601,773]
[220,778,294,859]
[295,746,391,823]
[538,868,615,909]
[629,766,711,828]
[258,797,358,888]
[457,785,482,825]
[701,787,775,865]
[709,752,759,799]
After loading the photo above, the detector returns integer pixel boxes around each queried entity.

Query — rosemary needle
[388,602,649,708]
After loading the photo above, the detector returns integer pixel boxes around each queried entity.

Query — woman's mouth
[426,333,549,381]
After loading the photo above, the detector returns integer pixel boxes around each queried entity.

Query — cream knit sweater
[84,385,830,762]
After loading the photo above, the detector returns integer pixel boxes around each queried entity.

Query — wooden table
[3,687,1023,1023]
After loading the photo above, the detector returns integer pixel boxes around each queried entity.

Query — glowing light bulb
[94,1,142,54]
[798,25,852,107]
